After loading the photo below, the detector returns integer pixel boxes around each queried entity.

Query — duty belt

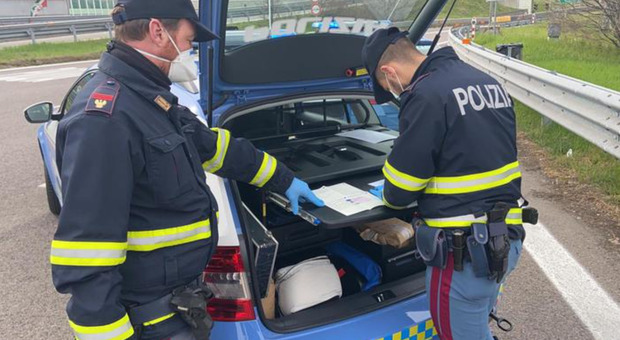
[424,207,538,228]
[128,276,214,340]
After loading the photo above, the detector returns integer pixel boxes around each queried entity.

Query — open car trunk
[221,93,428,333]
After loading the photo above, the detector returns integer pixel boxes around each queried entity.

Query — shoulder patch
[85,78,120,116]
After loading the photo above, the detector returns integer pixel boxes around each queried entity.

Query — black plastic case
[343,228,426,282]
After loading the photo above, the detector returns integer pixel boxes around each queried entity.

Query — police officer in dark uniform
[51,1,324,339]
[363,28,535,339]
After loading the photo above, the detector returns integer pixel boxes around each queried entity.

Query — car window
[372,101,400,130]
[61,71,96,115]
[225,0,429,50]
[227,98,381,140]
[300,99,369,125]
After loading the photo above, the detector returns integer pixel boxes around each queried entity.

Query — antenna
[427,0,458,55]
[207,45,214,127]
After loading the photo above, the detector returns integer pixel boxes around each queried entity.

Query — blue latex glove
[369,184,384,200]
[285,178,325,215]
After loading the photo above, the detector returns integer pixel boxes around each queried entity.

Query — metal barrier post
[27,28,36,44]
[106,22,113,39]
[70,24,78,42]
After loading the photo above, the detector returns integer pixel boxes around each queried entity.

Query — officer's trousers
[425,239,522,340]
[160,328,196,340]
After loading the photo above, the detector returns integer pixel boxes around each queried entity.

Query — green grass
[439,0,513,19]
[475,24,620,91]
[514,102,620,204]
[0,38,108,69]
[476,24,620,203]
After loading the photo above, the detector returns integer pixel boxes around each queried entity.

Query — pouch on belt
[468,223,490,278]
[414,220,448,269]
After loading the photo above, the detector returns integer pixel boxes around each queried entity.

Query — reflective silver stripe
[70,314,134,340]
[128,226,209,246]
[50,248,126,259]
[250,153,277,187]
[383,163,428,192]
[424,162,522,194]
[127,219,212,251]
[425,214,487,227]
[203,128,230,173]
[427,166,520,190]
[506,212,522,220]
[50,240,127,266]
[425,208,523,227]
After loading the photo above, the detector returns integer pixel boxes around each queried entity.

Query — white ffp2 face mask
[135,29,198,83]
[384,72,405,100]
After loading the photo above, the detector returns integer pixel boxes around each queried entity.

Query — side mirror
[24,102,53,123]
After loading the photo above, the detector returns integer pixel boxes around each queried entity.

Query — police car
[24,0,448,338]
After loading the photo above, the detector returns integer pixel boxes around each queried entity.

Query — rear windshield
[226,98,381,140]
[225,0,428,50]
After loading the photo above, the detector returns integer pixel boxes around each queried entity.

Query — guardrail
[393,11,547,30]
[0,15,106,26]
[449,27,620,159]
[0,18,113,43]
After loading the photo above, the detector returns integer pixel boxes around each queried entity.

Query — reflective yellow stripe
[425,208,523,228]
[382,195,408,210]
[202,128,231,173]
[127,219,211,252]
[69,314,134,340]
[249,153,277,188]
[51,256,126,267]
[425,161,521,195]
[52,240,127,250]
[143,313,175,326]
[505,208,523,225]
[50,240,127,267]
[382,161,430,192]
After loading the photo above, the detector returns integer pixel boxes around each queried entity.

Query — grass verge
[476,24,620,204]
[0,39,108,69]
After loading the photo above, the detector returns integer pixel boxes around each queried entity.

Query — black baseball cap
[113,0,219,42]
[361,27,408,104]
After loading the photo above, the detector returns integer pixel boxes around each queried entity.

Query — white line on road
[0,59,97,73]
[524,222,620,340]
[0,67,86,83]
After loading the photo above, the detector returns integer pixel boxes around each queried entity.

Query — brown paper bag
[356,218,414,248]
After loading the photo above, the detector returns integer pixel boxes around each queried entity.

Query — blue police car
[24,0,448,338]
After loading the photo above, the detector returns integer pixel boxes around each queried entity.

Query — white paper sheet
[336,130,396,144]
[368,179,385,187]
[312,183,383,216]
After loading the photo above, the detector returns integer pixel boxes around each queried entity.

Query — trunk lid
[198,0,449,123]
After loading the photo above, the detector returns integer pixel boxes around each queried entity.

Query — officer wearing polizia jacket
[51,0,324,339]
[363,28,537,339]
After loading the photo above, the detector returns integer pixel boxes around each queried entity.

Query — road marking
[0,59,97,73]
[38,183,46,188]
[524,222,620,340]
[0,67,85,83]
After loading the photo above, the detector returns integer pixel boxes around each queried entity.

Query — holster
[487,203,511,283]
[170,280,214,340]
[468,223,490,278]
[414,219,448,269]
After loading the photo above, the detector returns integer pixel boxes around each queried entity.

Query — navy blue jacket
[52,47,293,340]
[382,47,523,230]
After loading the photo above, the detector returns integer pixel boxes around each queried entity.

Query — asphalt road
[0,53,619,339]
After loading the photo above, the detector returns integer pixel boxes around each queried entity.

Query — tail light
[204,246,256,321]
